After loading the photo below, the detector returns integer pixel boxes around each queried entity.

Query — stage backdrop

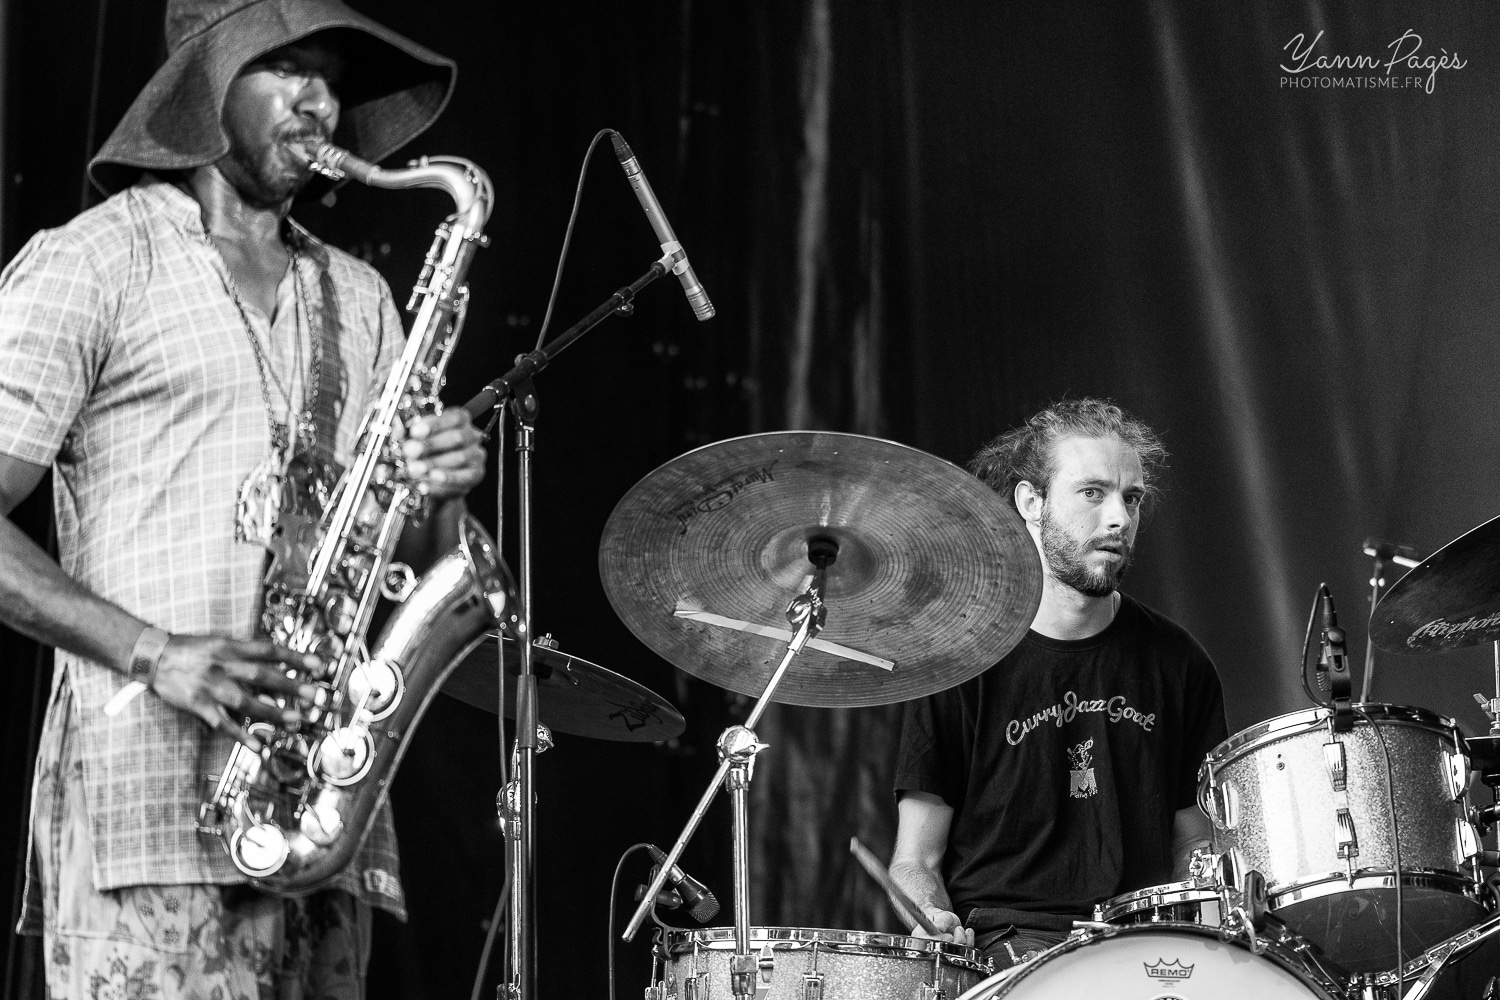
[5,1,1500,998]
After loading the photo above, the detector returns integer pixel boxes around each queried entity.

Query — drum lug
[1458,815,1482,860]
[1444,748,1472,801]
[1323,740,1360,861]
[1321,741,1348,792]
[917,987,946,1000]
[1334,807,1360,861]
[759,943,777,985]
[680,976,699,1000]
[801,972,824,1000]
[1205,778,1239,831]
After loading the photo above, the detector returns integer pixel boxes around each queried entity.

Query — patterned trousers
[31,697,371,1000]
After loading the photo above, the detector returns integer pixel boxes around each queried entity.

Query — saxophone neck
[303,143,493,232]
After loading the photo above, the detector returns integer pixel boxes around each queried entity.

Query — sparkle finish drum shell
[654,926,987,999]
[1199,703,1484,972]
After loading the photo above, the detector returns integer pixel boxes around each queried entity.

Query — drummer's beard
[1039,504,1132,598]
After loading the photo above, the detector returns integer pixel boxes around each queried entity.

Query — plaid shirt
[2,180,408,918]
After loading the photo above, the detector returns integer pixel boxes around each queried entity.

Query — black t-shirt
[893,595,1227,930]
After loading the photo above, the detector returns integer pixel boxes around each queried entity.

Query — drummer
[888,397,1228,967]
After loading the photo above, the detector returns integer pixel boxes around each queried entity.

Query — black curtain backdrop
[7,1,1500,997]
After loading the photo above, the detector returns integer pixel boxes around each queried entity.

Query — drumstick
[849,837,942,936]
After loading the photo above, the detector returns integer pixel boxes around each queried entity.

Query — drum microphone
[611,133,716,321]
[648,845,720,923]
[1318,584,1354,732]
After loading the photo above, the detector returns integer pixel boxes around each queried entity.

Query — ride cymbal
[442,633,685,742]
[1371,513,1500,654]
[598,431,1042,708]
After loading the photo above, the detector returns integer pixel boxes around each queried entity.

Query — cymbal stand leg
[621,552,831,947]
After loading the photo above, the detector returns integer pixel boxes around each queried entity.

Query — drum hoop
[1270,870,1482,908]
[1098,887,1224,917]
[1203,702,1456,768]
[974,922,1341,1000]
[1100,882,1221,917]
[663,925,988,972]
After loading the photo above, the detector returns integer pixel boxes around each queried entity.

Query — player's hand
[150,634,321,750]
[913,906,975,948]
[402,408,486,499]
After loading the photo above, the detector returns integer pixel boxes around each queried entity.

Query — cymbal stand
[1360,539,1421,704]
[462,252,678,1000]
[624,538,838,1000]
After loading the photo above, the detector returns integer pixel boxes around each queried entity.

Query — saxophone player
[0,1,484,995]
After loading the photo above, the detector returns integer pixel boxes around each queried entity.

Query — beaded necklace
[217,230,330,546]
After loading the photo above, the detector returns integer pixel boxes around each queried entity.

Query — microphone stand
[467,251,677,1000]
[625,538,838,1000]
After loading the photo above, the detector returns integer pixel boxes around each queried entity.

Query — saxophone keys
[230,821,291,878]
[381,562,417,602]
[310,726,375,786]
[323,593,359,636]
[299,795,345,846]
[346,657,404,720]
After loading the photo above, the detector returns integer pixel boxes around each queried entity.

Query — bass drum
[654,926,987,999]
[955,924,1342,1000]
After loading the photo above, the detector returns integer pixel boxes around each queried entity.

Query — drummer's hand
[913,906,974,948]
[402,409,487,500]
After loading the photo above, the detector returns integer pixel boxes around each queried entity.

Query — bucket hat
[89,0,455,195]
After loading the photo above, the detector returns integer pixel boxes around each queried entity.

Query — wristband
[128,625,170,687]
[105,626,169,717]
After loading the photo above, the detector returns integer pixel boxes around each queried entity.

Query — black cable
[78,0,110,212]
[1356,706,1404,993]
[468,875,512,1000]
[532,129,620,352]
[1299,583,1325,707]
[609,842,656,1000]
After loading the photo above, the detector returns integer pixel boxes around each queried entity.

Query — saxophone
[198,143,521,894]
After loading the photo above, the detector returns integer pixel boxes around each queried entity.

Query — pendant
[262,449,338,593]
[235,423,291,546]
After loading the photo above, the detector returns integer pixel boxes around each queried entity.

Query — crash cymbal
[598,431,1042,708]
[1371,514,1500,654]
[442,633,685,742]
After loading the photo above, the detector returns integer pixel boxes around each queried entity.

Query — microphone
[648,844,720,922]
[610,133,715,321]
[1319,584,1353,732]
[1361,536,1422,569]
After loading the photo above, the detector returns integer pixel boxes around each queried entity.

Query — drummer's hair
[968,397,1168,512]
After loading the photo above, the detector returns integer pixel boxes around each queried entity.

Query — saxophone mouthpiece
[298,142,348,182]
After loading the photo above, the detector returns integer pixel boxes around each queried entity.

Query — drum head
[991,924,1336,999]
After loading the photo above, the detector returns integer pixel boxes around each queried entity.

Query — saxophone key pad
[346,658,403,720]
[311,726,375,786]
[298,796,345,846]
[231,822,291,878]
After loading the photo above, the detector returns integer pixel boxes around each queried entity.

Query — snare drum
[653,926,987,999]
[1095,881,1223,926]
[955,923,1341,999]
[1200,703,1484,972]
